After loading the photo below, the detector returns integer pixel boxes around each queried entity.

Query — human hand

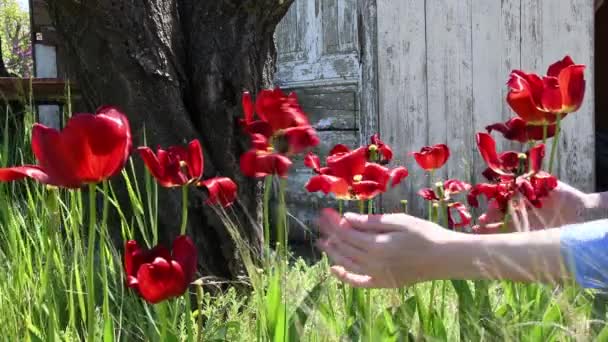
[316,209,459,288]
[474,181,589,233]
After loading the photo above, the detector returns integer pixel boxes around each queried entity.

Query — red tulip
[412,144,450,171]
[486,117,556,143]
[367,134,393,164]
[0,106,132,188]
[305,146,408,200]
[506,56,586,125]
[241,89,319,154]
[476,133,546,178]
[418,179,471,202]
[240,148,292,178]
[137,140,203,187]
[417,188,440,201]
[125,235,197,304]
[198,177,238,207]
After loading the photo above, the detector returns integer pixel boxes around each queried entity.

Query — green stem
[263,176,272,257]
[542,122,548,146]
[197,285,204,342]
[180,186,189,236]
[277,178,288,339]
[86,183,97,342]
[185,292,194,342]
[548,114,562,174]
[100,181,113,341]
[338,200,344,216]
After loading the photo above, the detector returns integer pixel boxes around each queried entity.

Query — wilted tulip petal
[448,202,472,228]
[198,177,238,207]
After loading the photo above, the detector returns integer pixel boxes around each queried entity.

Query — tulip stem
[263,176,272,258]
[548,114,562,174]
[542,122,549,146]
[86,183,97,342]
[100,181,113,340]
[180,186,189,236]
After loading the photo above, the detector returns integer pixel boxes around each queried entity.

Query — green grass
[0,105,606,341]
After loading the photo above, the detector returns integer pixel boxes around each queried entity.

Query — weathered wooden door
[378,0,595,215]
[275,0,377,243]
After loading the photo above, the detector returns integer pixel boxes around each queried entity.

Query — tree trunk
[46,0,294,279]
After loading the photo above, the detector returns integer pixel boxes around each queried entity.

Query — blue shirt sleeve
[561,219,608,289]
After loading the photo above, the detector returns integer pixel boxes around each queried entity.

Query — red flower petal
[124,241,171,289]
[242,92,255,124]
[304,152,322,173]
[329,144,351,156]
[199,177,238,207]
[239,150,292,178]
[540,76,563,113]
[326,147,367,184]
[283,125,320,153]
[506,71,551,125]
[136,258,187,304]
[558,64,586,113]
[417,188,439,201]
[305,175,350,198]
[255,88,310,131]
[444,179,471,195]
[0,165,50,184]
[412,144,450,171]
[389,167,408,187]
[187,139,204,181]
[172,235,198,284]
[468,183,499,208]
[546,55,575,78]
[527,143,545,173]
[137,146,166,183]
[476,133,513,176]
[361,163,391,189]
[449,202,472,228]
[351,181,385,200]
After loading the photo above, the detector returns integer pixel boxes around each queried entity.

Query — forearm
[438,229,570,284]
[583,191,608,220]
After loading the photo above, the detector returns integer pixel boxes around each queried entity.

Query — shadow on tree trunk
[46,0,295,281]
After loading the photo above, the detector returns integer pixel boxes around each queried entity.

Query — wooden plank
[358,0,380,145]
[0,78,79,102]
[471,0,521,182]
[426,0,474,185]
[377,0,428,215]
[323,0,340,54]
[285,85,359,130]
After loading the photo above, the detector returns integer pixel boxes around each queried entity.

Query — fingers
[318,209,378,251]
[330,266,376,288]
[319,243,368,275]
[343,212,408,233]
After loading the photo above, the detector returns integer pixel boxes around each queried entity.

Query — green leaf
[288,280,325,342]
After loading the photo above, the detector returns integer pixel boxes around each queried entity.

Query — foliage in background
[0,0,32,77]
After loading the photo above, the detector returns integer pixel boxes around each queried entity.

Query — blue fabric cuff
[561,220,608,289]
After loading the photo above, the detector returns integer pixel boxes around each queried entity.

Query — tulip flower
[470,133,557,213]
[304,146,408,200]
[137,139,204,188]
[506,56,586,125]
[418,179,472,230]
[0,106,132,188]
[241,89,319,154]
[197,177,238,207]
[367,134,393,164]
[486,117,556,143]
[125,235,197,304]
[411,144,450,171]
[240,135,293,178]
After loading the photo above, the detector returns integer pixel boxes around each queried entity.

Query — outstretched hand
[316,209,457,288]
[474,181,589,234]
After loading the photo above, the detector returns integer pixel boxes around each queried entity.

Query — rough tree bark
[46,0,294,280]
